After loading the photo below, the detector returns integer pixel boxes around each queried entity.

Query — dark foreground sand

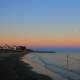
[0,51,53,80]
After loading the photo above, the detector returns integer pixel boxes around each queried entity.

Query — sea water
[28,52,80,80]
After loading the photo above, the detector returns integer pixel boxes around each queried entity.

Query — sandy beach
[0,51,80,80]
[0,52,53,80]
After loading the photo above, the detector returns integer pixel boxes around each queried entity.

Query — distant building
[16,46,26,51]
[0,46,3,49]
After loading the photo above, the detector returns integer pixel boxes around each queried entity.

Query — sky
[0,0,80,48]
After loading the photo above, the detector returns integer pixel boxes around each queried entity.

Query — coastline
[21,53,66,80]
[0,51,52,80]
[0,50,80,80]
[22,52,80,80]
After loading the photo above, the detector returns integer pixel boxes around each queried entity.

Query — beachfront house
[16,46,26,51]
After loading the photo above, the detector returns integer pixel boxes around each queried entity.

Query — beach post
[66,55,69,70]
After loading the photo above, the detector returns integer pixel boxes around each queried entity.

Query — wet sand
[22,53,80,80]
[0,51,53,80]
[22,53,67,80]
[0,51,79,80]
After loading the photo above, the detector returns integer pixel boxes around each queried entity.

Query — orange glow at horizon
[0,38,80,47]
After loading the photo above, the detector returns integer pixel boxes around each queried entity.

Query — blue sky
[0,0,80,25]
[0,0,80,48]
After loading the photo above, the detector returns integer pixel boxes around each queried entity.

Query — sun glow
[0,38,80,48]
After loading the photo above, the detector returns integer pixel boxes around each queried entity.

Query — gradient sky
[0,0,80,48]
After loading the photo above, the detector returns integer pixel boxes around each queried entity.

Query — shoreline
[0,51,53,80]
[22,53,66,80]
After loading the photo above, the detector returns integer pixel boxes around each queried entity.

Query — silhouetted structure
[16,46,26,51]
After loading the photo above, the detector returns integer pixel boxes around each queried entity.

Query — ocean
[25,51,80,80]
[32,47,80,53]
